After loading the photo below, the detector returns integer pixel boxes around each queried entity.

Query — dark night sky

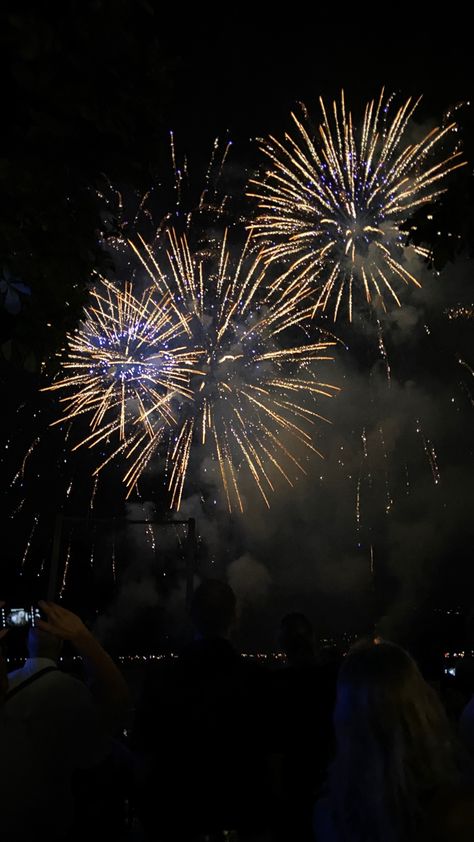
[1,10,473,652]
[169,23,472,137]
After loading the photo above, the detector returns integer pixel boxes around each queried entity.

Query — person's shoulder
[6,666,23,681]
[5,666,25,691]
[33,668,95,706]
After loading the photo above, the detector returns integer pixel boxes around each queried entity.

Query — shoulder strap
[5,666,58,703]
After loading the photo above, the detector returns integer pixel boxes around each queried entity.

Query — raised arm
[38,600,130,729]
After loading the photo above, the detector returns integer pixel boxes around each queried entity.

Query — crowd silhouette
[2,584,474,841]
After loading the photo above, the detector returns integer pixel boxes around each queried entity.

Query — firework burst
[128,229,340,510]
[248,90,465,321]
[43,278,202,476]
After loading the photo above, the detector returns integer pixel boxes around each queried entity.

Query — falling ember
[426,440,440,485]
[376,318,391,383]
[460,382,474,407]
[416,420,440,485]
[59,541,71,599]
[356,475,361,532]
[361,427,368,459]
[146,522,157,555]
[404,462,411,495]
[170,130,182,206]
[90,475,99,511]
[248,89,465,321]
[10,498,25,519]
[21,514,39,571]
[379,426,393,513]
[129,228,340,510]
[458,357,474,378]
[11,437,40,487]
[446,304,474,320]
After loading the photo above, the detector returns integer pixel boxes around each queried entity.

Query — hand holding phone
[0,605,41,630]
[37,601,91,644]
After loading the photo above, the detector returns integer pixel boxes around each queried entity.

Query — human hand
[37,600,92,645]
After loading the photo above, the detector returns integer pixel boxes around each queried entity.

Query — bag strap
[5,665,58,702]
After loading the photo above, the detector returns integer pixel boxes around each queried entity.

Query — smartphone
[0,606,41,629]
[444,666,456,677]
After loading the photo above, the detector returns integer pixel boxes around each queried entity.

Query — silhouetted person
[190,577,237,638]
[1,671,45,838]
[8,625,63,689]
[279,612,316,666]
[134,579,267,841]
[266,613,337,842]
[315,639,474,842]
[0,608,52,837]
[5,602,130,839]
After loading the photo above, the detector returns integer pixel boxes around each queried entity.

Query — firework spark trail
[458,357,474,378]
[379,426,393,513]
[90,475,99,511]
[173,522,185,554]
[462,385,474,407]
[416,419,440,485]
[198,136,233,216]
[146,520,157,557]
[425,440,440,485]
[376,318,391,383]
[360,426,374,489]
[20,514,39,571]
[356,474,361,533]
[248,90,465,321]
[44,277,203,483]
[169,133,231,222]
[355,427,370,541]
[11,437,40,487]
[10,499,25,519]
[59,540,71,599]
[128,228,340,510]
[361,427,368,459]
[404,461,411,495]
[170,130,183,207]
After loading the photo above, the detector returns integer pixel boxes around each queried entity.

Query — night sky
[1,8,473,652]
